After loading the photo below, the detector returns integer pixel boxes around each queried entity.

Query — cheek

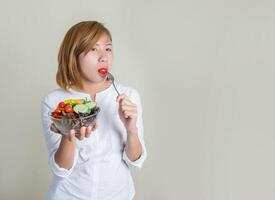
[78,64,100,82]
[79,56,98,71]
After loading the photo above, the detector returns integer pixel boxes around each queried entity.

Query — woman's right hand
[50,121,99,141]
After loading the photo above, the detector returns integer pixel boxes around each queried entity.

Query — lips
[98,67,108,76]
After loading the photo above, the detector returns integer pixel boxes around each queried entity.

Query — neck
[71,78,111,96]
[82,80,107,94]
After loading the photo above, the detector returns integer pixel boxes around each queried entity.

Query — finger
[85,126,92,138]
[50,123,60,133]
[120,98,135,107]
[75,127,85,140]
[120,100,134,107]
[123,111,137,119]
[79,126,86,140]
[116,93,127,103]
[68,129,76,142]
[91,121,98,131]
[75,133,82,140]
[50,124,55,132]
[121,104,137,112]
[85,132,91,138]
[75,133,81,140]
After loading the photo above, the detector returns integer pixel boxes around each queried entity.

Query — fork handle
[112,82,120,96]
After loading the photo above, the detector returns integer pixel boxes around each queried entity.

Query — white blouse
[41,83,147,200]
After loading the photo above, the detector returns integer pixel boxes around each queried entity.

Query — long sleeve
[41,95,79,178]
[43,86,145,199]
[122,89,147,169]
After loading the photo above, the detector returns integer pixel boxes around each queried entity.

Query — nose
[98,51,107,63]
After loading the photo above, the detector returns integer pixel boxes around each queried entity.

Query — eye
[91,48,97,51]
[106,48,112,52]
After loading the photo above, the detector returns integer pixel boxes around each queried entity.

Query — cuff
[122,143,147,169]
[49,148,79,178]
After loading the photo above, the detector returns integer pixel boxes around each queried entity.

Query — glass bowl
[50,107,100,135]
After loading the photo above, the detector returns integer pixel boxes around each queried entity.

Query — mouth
[98,67,108,77]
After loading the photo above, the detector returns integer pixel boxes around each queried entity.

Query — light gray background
[0,0,275,199]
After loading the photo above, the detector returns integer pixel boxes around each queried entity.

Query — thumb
[68,129,76,142]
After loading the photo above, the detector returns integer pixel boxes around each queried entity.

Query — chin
[96,76,108,83]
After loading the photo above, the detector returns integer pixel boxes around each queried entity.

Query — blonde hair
[56,21,112,91]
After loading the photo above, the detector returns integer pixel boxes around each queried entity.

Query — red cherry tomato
[64,105,73,113]
[58,102,65,108]
[98,68,108,75]
[53,112,61,119]
[54,108,62,115]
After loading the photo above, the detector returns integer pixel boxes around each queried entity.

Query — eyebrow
[95,43,112,46]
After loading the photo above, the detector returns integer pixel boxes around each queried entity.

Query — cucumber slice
[73,104,89,114]
[85,101,97,109]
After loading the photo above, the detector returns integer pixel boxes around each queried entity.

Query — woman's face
[78,33,113,84]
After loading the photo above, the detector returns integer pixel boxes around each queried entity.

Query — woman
[41,21,147,200]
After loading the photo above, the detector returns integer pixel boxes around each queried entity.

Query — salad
[51,98,97,119]
[50,98,100,134]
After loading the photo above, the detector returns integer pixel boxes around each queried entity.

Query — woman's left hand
[117,93,138,133]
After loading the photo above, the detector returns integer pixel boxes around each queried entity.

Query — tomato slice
[98,68,108,75]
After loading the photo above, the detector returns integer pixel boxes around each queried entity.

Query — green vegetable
[73,104,89,114]
[85,101,96,110]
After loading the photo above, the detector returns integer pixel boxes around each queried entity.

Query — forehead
[95,33,112,46]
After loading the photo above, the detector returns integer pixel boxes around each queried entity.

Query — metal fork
[107,72,120,96]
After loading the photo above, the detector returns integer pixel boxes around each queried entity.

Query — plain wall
[0,0,275,199]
